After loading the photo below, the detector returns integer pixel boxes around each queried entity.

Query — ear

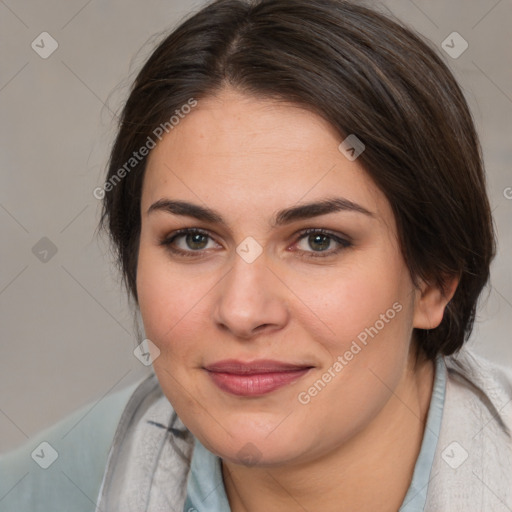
[413,275,459,330]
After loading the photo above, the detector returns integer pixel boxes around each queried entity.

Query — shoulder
[0,375,151,512]
[444,346,512,435]
[95,373,194,512]
[445,344,512,389]
[425,346,512,511]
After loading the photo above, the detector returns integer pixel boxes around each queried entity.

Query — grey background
[0,0,511,454]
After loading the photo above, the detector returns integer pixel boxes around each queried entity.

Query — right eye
[159,228,221,257]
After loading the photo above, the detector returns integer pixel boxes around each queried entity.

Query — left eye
[294,230,351,255]
[298,233,333,252]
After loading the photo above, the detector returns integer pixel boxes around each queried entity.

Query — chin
[194,421,313,469]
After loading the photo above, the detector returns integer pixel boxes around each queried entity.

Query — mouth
[203,359,314,397]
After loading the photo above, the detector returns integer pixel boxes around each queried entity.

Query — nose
[212,253,290,339]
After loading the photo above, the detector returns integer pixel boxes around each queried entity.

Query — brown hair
[98,0,496,361]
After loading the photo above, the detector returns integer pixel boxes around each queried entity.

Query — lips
[204,359,311,374]
[204,359,313,396]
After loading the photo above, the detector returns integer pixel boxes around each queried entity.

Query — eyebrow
[146,197,374,226]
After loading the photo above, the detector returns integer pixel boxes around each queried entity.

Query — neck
[222,349,436,512]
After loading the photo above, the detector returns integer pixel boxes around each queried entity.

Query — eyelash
[159,228,352,260]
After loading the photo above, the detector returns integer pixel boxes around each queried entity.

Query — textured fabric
[94,374,194,512]
[183,354,447,512]
[0,381,139,512]
[424,349,512,511]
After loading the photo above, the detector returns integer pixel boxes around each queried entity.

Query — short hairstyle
[98,0,496,361]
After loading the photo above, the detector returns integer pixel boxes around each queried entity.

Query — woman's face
[137,88,434,467]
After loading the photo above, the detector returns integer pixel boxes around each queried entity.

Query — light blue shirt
[184,354,447,512]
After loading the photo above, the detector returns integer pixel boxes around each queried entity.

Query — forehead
[142,89,390,223]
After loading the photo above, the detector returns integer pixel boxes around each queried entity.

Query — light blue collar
[184,354,447,512]
[399,353,447,511]
[183,437,231,511]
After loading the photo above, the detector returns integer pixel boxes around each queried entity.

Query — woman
[2,0,511,510]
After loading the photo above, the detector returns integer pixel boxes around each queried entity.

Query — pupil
[187,233,208,250]
[309,234,330,251]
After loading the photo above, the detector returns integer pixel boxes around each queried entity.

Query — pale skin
[136,87,458,511]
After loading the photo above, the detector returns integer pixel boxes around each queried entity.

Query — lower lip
[206,368,311,396]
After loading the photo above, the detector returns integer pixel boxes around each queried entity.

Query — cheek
[290,255,411,355]
[288,255,416,431]
[289,274,414,451]
[136,245,214,358]
[136,249,213,414]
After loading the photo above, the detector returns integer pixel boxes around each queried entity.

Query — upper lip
[204,359,313,374]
